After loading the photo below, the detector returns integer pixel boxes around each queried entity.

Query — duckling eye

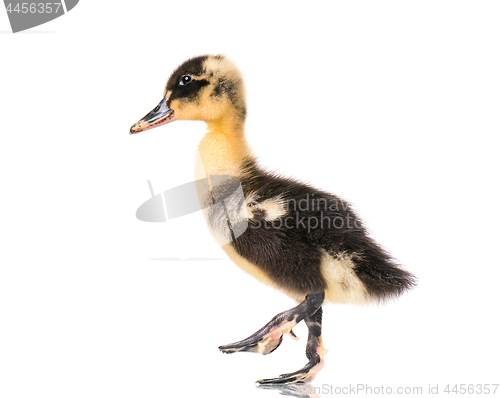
[179,75,192,85]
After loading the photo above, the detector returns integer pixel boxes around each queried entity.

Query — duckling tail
[351,238,417,302]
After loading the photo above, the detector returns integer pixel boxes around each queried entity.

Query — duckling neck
[195,117,252,179]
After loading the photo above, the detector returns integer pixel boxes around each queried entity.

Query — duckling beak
[130,96,176,134]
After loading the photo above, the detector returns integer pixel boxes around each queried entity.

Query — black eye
[179,75,192,85]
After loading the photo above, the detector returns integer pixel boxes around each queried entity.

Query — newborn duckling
[130,55,416,385]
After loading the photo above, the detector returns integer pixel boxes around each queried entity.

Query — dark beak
[130,96,176,134]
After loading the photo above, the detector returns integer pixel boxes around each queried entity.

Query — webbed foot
[255,354,325,385]
[219,318,298,354]
[255,305,327,385]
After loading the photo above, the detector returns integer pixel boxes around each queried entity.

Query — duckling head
[130,55,246,134]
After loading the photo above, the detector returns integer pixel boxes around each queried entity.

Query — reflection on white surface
[258,383,322,398]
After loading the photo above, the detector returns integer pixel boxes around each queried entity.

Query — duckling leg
[256,307,327,385]
[219,292,324,356]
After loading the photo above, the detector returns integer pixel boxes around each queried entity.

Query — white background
[1,1,499,397]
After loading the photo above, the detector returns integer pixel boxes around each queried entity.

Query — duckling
[130,55,416,385]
